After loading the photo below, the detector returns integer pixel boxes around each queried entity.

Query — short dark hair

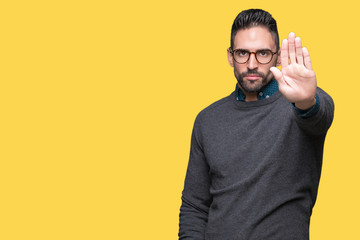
[230,9,279,51]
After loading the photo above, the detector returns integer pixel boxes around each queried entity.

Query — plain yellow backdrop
[0,0,359,239]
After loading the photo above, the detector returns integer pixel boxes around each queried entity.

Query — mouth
[245,74,261,81]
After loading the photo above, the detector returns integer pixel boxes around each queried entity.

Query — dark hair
[230,9,279,51]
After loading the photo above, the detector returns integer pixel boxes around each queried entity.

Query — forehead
[233,26,276,51]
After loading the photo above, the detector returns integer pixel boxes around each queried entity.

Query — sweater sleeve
[292,93,320,118]
[293,87,334,135]
[179,115,212,240]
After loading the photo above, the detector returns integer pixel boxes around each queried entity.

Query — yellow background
[0,0,358,239]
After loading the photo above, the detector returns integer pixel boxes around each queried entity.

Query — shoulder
[316,87,331,97]
[316,86,334,107]
[195,92,235,123]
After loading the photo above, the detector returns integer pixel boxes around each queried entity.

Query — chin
[242,82,263,93]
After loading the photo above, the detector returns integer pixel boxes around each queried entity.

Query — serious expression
[227,26,279,93]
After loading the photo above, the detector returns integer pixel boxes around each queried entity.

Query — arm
[270,32,334,135]
[292,93,320,118]
[293,87,334,135]
[179,116,212,240]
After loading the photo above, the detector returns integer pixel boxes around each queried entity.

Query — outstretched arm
[270,32,317,110]
[271,32,334,135]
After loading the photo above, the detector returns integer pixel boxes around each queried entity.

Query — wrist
[294,97,316,110]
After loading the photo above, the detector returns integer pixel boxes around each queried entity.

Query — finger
[302,47,313,70]
[295,37,303,64]
[280,39,288,68]
[288,32,296,64]
[270,67,285,86]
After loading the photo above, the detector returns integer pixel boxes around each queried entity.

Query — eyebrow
[234,48,273,52]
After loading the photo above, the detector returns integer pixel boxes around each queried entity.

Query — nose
[247,52,258,70]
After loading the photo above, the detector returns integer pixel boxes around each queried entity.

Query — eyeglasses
[229,48,278,64]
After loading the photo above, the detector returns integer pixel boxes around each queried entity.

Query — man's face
[227,26,279,93]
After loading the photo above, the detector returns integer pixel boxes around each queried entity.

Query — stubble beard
[235,69,272,93]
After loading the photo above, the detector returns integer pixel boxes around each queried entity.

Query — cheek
[260,65,274,75]
[260,59,277,74]
[234,64,247,75]
[263,66,275,80]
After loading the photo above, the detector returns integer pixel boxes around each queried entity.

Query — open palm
[270,32,317,110]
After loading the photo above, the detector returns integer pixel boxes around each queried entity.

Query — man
[179,9,334,240]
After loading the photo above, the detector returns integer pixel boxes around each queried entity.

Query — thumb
[270,67,284,85]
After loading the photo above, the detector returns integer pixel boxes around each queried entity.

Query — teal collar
[235,79,279,101]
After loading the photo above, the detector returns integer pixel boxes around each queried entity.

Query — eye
[258,50,270,57]
[236,50,248,57]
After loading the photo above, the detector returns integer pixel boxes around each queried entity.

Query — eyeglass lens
[233,50,274,64]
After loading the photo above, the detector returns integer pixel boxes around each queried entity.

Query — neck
[245,92,258,102]
[237,83,258,102]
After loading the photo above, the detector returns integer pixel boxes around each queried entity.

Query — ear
[227,48,234,67]
[276,50,281,67]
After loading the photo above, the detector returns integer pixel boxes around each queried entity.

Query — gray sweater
[179,88,334,240]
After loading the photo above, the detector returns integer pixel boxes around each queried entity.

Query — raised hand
[270,32,317,110]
